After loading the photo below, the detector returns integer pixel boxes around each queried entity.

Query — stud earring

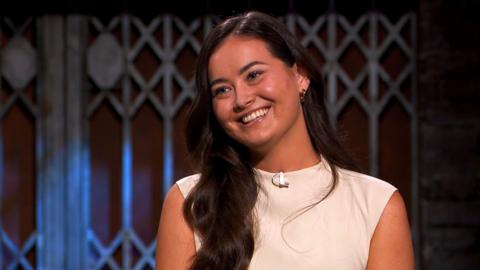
[300,89,307,103]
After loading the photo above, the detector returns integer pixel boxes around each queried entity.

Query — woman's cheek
[212,102,231,128]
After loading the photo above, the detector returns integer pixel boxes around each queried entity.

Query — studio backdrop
[0,12,417,269]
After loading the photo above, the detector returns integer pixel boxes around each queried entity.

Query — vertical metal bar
[121,14,133,269]
[163,120,173,195]
[0,16,4,268]
[163,15,174,195]
[0,143,3,268]
[37,15,66,270]
[368,14,378,103]
[286,13,295,33]
[122,127,133,269]
[203,16,213,41]
[83,106,91,268]
[35,16,45,270]
[369,13,380,177]
[84,16,93,268]
[65,15,88,270]
[369,113,379,177]
[0,135,3,268]
[409,12,421,270]
[327,13,337,127]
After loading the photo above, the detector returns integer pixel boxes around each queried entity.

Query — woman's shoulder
[335,168,399,236]
[336,168,397,196]
[175,174,201,198]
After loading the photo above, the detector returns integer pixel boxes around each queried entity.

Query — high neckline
[253,160,324,178]
[253,159,331,190]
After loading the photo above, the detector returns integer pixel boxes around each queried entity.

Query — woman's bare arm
[155,185,196,270]
[366,191,415,270]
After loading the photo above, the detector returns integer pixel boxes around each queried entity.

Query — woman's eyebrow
[209,61,267,88]
[238,61,266,75]
[209,78,228,89]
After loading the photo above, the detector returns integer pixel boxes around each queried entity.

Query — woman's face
[208,36,310,154]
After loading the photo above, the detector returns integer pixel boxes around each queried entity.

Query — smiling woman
[209,36,311,157]
[155,11,414,270]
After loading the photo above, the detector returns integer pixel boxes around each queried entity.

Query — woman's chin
[241,139,273,155]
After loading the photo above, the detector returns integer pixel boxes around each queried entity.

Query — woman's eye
[247,70,263,81]
[213,86,231,97]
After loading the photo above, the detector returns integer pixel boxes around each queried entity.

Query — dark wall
[418,0,480,269]
[1,0,414,20]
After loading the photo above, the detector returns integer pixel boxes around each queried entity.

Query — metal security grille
[0,13,417,269]
[0,18,38,270]
[82,15,204,270]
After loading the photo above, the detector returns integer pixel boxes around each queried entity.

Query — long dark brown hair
[183,11,357,270]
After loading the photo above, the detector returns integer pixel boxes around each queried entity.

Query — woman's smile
[240,107,270,125]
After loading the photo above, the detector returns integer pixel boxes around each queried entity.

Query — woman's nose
[233,86,255,112]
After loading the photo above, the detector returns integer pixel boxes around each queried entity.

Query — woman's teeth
[242,108,269,124]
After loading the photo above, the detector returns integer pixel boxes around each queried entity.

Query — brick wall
[418,0,480,269]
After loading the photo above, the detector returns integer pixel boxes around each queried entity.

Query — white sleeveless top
[176,161,396,269]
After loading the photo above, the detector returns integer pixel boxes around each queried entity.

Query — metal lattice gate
[0,13,417,269]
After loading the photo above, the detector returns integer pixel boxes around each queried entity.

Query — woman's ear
[293,64,310,92]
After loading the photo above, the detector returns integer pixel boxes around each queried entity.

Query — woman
[156,11,414,270]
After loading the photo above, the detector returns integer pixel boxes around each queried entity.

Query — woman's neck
[251,138,320,173]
